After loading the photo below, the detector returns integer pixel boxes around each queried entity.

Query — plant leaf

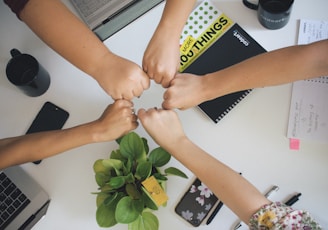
[135,161,152,181]
[164,167,188,178]
[142,137,149,155]
[100,184,113,193]
[116,136,123,145]
[96,192,109,208]
[103,192,118,206]
[102,158,123,170]
[110,149,126,162]
[152,173,168,181]
[96,192,125,227]
[124,172,135,183]
[102,159,123,176]
[125,183,141,199]
[95,172,110,187]
[128,212,159,230]
[148,148,171,167]
[120,132,146,161]
[108,176,126,189]
[123,158,132,175]
[141,187,158,210]
[93,159,108,174]
[115,197,143,224]
[96,203,117,227]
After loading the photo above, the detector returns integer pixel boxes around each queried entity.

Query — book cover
[179,0,266,123]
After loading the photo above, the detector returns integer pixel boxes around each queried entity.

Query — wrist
[88,51,116,83]
[202,74,220,101]
[202,72,232,100]
[163,135,190,155]
[72,122,101,144]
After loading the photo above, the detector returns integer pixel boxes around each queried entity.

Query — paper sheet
[287,19,328,143]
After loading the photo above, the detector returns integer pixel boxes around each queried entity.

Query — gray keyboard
[75,0,109,18]
[0,172,31,229]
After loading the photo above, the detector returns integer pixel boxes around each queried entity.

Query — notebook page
[287,20,328,143]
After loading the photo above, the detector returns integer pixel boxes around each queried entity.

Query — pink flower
[196,196,205,206]
[198,183,213,198]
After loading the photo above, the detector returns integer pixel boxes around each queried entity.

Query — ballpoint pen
[206,201,224,225]
[285,193,302,206]
[233,185,279,230]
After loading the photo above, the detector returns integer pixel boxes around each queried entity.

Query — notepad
[179,0,266,123]
[287,19,328,143]
[287,77,328,142]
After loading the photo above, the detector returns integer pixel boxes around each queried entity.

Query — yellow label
[179,14,234,72]
[180,35,197,55]
[142,176,168,206]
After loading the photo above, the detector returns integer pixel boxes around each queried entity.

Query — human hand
[138,108,186,151]
[95,53,150,100]
[142,28,180,88]
[162,73,208,110]
[91,100,138,142]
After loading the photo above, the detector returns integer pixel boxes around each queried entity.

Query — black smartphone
[175,178,218,227]
[26,102,69,164]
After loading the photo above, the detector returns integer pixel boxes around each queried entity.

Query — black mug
[243,0,294,30]
[6,49,50,97]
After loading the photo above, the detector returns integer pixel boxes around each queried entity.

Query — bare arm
[138,108,270,224]
[0,100,137,169]
[143,0,197,87]
[15,0,149,100]
[163,40,328,109]
[204,39,328,100]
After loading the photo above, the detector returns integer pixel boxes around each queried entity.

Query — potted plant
[93,132,188,230]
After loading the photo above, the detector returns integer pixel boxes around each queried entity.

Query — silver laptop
[0,166,50,230]
[69,0,164,40]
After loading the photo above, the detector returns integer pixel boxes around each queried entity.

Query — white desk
[0,0,327,229]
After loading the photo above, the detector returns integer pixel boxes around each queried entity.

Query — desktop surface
[0,0,327,229]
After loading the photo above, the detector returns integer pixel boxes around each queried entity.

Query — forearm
[19,0,113,79]
[166,137,270,224]
[158,0,196,36]
[203,40,328,100]
[0,123,96,169]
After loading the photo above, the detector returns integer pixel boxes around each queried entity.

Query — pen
[206,201,224,225]
[233,185,279,230]
[285,193,302,206]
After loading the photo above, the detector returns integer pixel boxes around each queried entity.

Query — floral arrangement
[93,132,187,230]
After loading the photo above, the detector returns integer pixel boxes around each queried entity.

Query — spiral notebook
[287,19,328,144]
[179,0,266,123]
[287,77,328,143]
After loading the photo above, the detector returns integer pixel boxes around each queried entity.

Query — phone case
[26,102,69,164]
[175,178,218,227]
[26,102,69,134]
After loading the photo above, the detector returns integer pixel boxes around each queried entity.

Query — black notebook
[182,23,266,123]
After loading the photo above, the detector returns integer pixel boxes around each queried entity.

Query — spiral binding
[215,89,252,122]
[305,76,328,84]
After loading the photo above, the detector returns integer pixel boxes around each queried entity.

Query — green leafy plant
[93,132,187,230]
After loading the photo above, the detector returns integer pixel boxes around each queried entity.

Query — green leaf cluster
[93,132,187,230]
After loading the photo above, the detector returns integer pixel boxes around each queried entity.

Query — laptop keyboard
[0,172,31,229]
[72,0,110,18]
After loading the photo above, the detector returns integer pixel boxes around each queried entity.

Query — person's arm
[143,0,197,88]
[163,39,328,109]
[6,0,149,100]
[138,108,270,224]
[0,100,137,169]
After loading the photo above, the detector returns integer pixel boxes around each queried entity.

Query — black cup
[6,49,50,97]
[243,0,294,30]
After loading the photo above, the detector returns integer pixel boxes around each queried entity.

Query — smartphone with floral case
[175,178,218,227]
